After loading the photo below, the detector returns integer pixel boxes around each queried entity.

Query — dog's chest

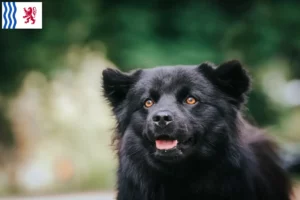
[148,178,250,200]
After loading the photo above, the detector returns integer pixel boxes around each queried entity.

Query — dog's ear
[199,60,251,102]
[215,60,251,98]
[102,68,140,107]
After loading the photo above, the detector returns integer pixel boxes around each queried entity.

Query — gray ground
[0,192,115,200]
[2,186,300,200]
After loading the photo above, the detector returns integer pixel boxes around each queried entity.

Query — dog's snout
[152,111,173,128]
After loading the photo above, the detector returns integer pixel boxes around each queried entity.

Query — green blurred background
[0,0,300,197]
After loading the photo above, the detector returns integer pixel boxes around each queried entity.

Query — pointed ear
[199,60,251,101]
[215,60,251,98]
[102,68,140,107]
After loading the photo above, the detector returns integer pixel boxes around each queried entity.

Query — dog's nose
[152,111,173,128]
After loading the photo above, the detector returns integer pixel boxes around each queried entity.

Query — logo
[23,6,36,24]
[2,2,42,29]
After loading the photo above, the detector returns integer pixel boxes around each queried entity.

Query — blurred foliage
[0,106,14,147]
[0,0,300,146]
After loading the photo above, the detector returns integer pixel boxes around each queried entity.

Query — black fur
[102,60,292,200]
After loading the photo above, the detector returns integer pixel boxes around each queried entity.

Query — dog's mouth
[155,135,194,150]
[155,135,178,150]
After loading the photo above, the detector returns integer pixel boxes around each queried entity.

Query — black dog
[102,60,292,200]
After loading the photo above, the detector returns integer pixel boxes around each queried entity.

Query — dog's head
[102,60,251,168]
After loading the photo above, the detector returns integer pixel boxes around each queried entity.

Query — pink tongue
[155,140,178,150]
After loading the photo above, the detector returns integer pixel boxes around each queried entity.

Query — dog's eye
[144,99,154,108]
[185,96,197,105]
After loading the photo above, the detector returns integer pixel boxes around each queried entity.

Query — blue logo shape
[2,2,17,29]
[12,2,17,28]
